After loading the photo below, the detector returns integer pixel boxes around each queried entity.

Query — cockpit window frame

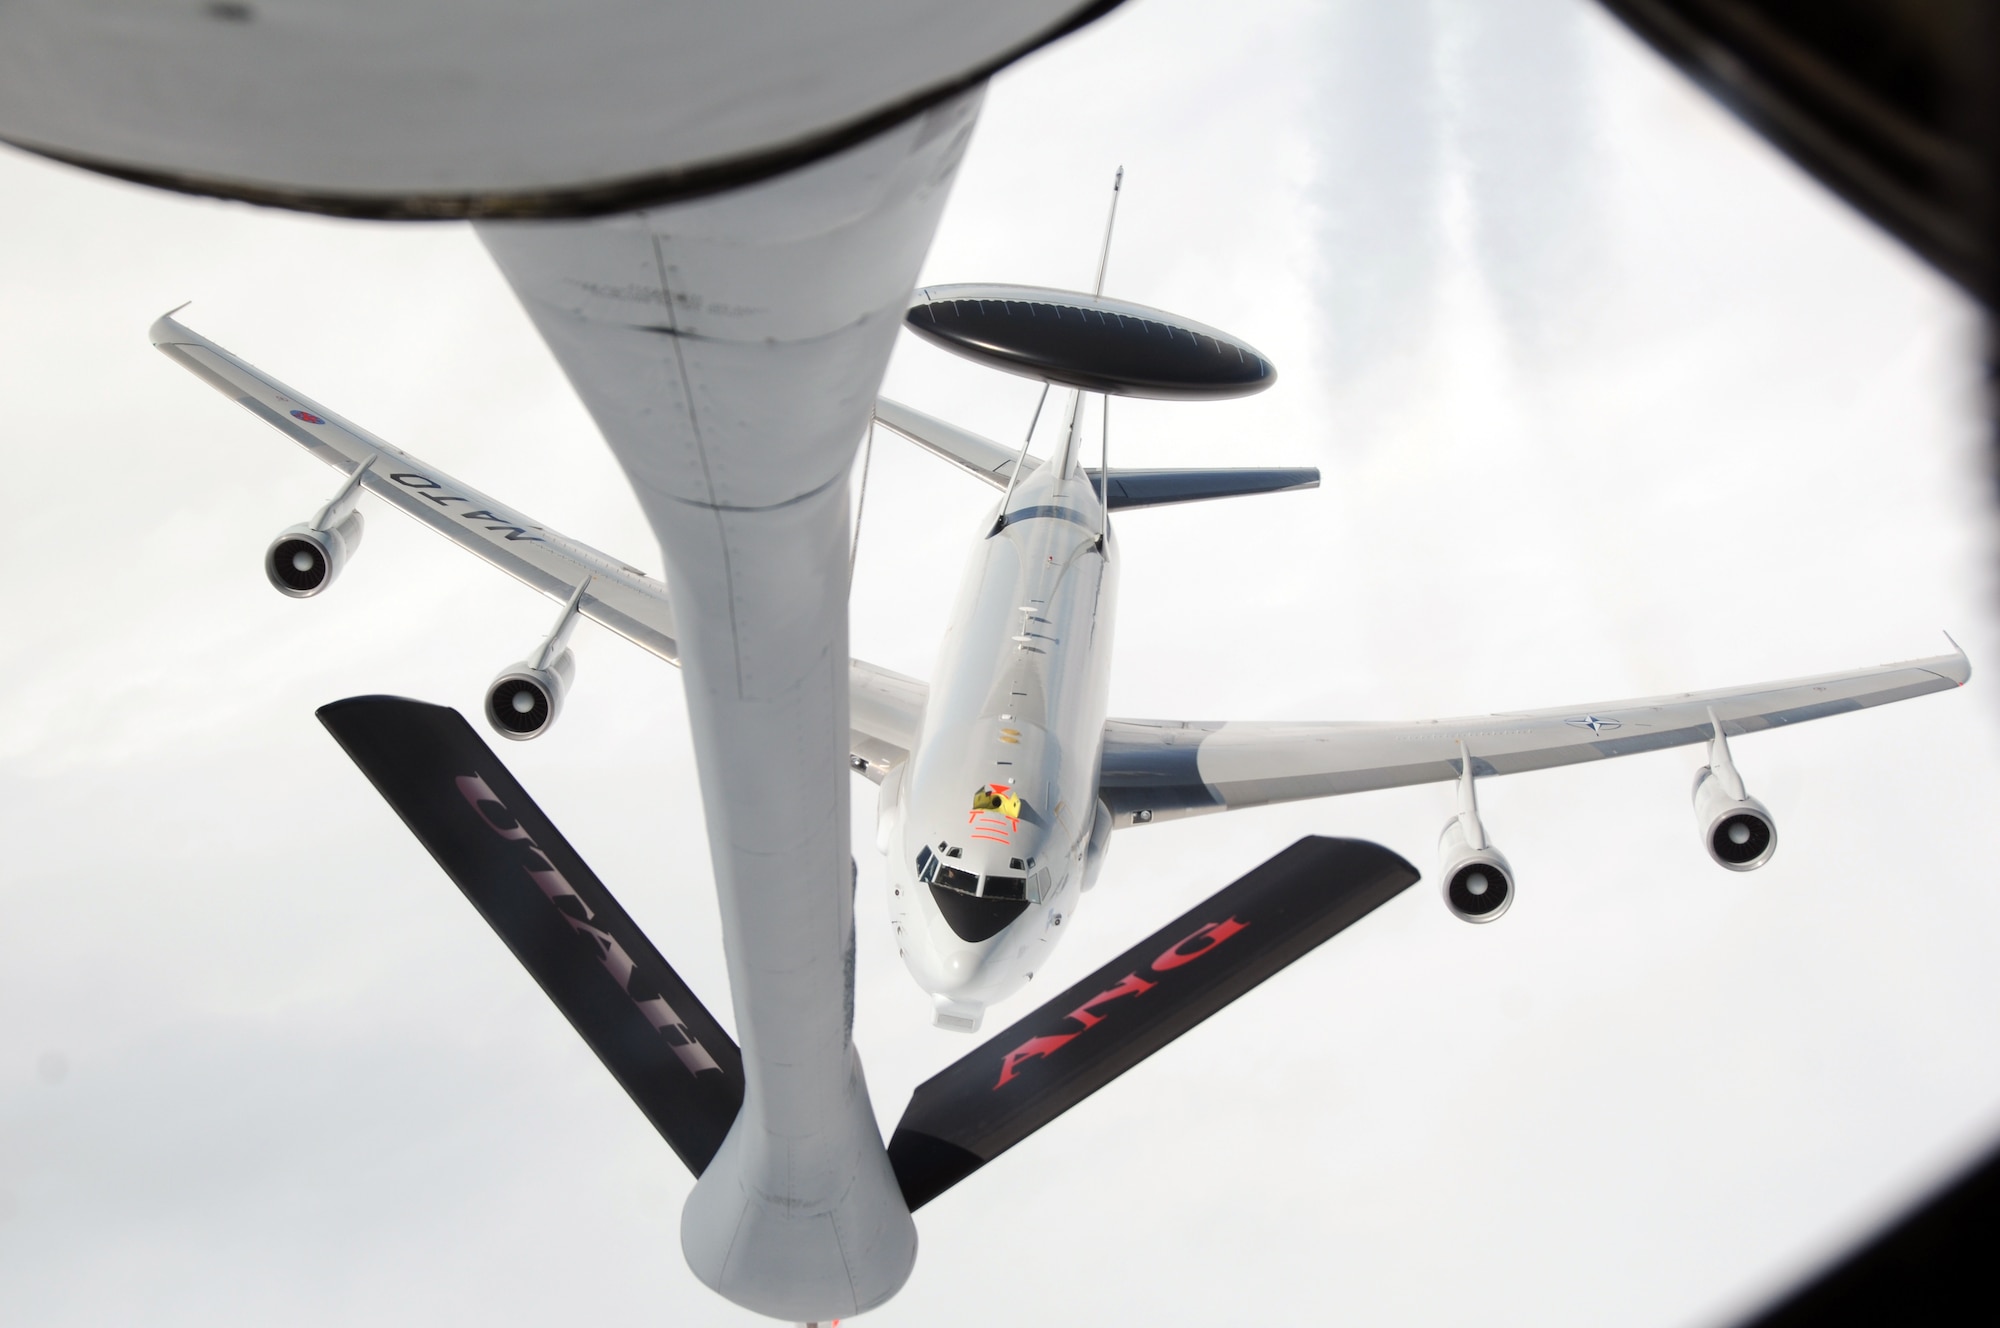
[981,874,1028,902]
[933,863,979,893]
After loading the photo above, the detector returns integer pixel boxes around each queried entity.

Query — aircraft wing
[1099,648,1969,826]
[153,312,925,773]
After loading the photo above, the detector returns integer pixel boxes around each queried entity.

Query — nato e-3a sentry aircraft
[152,177,1967,1030]
[150,180,1965,1321]
[28,3,1974,1316]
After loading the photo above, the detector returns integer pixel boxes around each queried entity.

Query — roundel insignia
[290,409,325,424]
[1565,715,1621,734]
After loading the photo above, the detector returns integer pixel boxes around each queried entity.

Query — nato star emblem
[1565,714,1621,734]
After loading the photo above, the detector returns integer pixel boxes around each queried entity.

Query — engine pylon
[266,456,372,597]
[1439,741,1513,923]
[484,579,589,741]
[1693,709,1778,871]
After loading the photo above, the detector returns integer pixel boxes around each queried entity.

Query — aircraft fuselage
[881,392,1117,1031]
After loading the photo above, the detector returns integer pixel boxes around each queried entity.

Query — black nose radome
[927,879,1029,943]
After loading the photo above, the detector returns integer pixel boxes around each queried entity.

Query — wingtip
[1944,630,1972,685]
[148,301,194,347]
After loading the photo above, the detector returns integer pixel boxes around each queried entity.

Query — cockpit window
[933,863,979,892]
[982,875,1027,901]
[925,862,1029,942]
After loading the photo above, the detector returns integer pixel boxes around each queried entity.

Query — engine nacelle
[1438,744,1512,922]
[265,512,363,598]
[1439,815,1514,923]
[484,649,574,741]
[1693,766,1777,870]
[1691,712,1777,871]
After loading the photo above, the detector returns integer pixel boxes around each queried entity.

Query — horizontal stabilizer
[886,836,1418,1209]
[317,695,744,1175]
[874,396,1029,488]
[1091,466,1318,510]
[875,397,1317,509]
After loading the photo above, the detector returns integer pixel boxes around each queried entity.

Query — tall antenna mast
[1088,166,1124,514]
[1092,165,1124,297]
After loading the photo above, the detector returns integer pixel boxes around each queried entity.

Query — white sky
[3,1,1998,1324]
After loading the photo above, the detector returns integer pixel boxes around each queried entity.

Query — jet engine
[1439,744,1512,922]
[265,458,372,598]
[265,514,362,597]
[484,650,575,741]
[483,579,590,741]
[1692,712,1777,871]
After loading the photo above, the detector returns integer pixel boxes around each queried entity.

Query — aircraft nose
[930,933,1015,995]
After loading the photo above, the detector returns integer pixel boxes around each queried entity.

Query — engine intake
[1692,712,1777,871]
[1440,821,1513,923]
[265,512,362,597]
[484,651,574,741]
[1693,768,1777,871]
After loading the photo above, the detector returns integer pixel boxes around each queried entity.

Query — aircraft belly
[912,509,1109,851]
[894,465,1115,1016]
